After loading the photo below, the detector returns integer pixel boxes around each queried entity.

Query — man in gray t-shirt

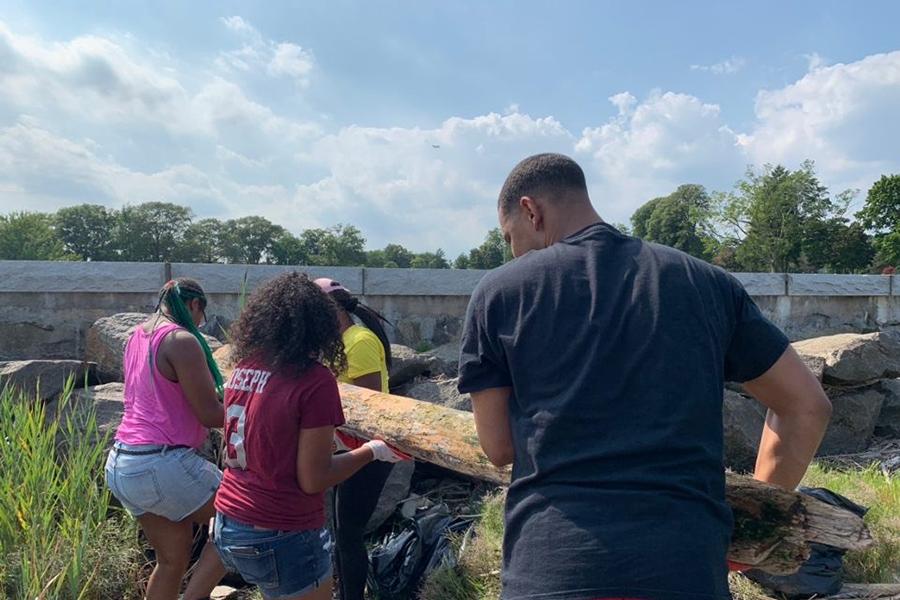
[458,153,832,600]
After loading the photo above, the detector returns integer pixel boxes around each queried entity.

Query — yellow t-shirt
[338,324,389,393]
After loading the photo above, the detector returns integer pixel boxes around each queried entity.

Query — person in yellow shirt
[314,278,394,600]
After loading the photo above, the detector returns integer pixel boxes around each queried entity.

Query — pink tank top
[115,322,207,448]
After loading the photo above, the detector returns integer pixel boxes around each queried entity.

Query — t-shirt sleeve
[723,277,790,383]
[458,285,512,394]
[344,333,385,381]
[299,368,346,429]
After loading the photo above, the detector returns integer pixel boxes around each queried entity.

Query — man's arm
[471,386,514,468]
[742,345,832,489]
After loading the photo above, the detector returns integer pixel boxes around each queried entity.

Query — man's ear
[520,196,543,231]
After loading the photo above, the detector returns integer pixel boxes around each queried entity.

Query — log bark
[219,361,873,576]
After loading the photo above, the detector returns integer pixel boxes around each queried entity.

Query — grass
[420,463,899,600]
[0,378,145,599]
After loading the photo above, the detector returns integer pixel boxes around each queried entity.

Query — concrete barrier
[0,260,896,359]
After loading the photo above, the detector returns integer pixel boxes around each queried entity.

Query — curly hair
[229,272,348,376]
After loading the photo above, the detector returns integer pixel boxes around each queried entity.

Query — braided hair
[156,278,224,395]
[328,288,393,371]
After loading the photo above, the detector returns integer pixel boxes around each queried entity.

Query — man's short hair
[498,153,588,213]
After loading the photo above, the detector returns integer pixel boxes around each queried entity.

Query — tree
[465,229,511,269]
[115,202,193,262]
[630,184,716,260]
[220,216,285,264]
[719,162,843,273]
[857,174,900,268]
[54,204,117,261]
[299,225,367,266]
[411,249,450,269]
[0,212,69,260]
[453,253,471,269]
[270,230,308,265]
[174,218,224,263]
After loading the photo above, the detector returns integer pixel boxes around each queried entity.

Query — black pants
[333,460,394,600]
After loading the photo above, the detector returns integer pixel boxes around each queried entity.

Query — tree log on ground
[219,362,873,576]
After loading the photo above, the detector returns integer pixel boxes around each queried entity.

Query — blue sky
[1,1,899,255]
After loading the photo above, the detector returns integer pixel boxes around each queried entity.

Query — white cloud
[738,50,900,197]
[576,91,743,221]
[690,56,746,75]
[218,15,315,86]
[1,18,899,255]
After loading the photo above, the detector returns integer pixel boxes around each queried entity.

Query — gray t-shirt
[458,222,788,600]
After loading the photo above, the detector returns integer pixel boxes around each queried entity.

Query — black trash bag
[368,503,470,599]
[746,487,868,598]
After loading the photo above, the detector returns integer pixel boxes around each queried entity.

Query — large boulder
[793,331,900,385]
[389,344,437,388]
[0,359,97,403]
[424,341,461,378]
[405,376,471,412]
[819,385,885,455]
[86,313,223,383]
[46,382,126,449]
[213,344,237,372]
[876,378,900,438]
[723,390,766,472]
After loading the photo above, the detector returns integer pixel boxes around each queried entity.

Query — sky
[1,1,899,256]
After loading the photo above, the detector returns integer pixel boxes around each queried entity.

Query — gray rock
[875,378,900,438]
[86,313,222,382]
[723,389,766,472]
[200,314,232,343]
[405,377,471,412]
[424,342,461,378]
[365,459,415,533]
[819,385,885,455]
[46,383,126,449]
[0,359,97,403]
[389,344,437,388]
[85,313,148,382]
[793,331,900,384]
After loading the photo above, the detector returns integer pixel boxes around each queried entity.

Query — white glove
[363,439,409,463]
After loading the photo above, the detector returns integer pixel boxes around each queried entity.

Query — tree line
[1,162,898,273]
[621,163,899,274]
[0,202,511,269]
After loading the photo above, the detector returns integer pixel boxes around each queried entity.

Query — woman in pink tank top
[104,278,226,600]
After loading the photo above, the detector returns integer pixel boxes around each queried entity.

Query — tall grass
[0,378,144,599]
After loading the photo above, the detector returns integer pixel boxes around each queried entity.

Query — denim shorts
[105,442,222,522]
[214,513,333,600]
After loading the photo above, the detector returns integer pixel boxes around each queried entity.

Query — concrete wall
[1,260,898,360]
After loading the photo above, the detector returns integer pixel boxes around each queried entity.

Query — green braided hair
[157,278,224,396]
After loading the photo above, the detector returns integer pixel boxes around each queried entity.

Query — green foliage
[0,380,143,598]
[220,216,285,264]
[858,174,900,233]
[175,218,224,263]
[0,212,70,260]
[115,202,193,262]
[55,204,117,261]
[631,184,716,260]
[459,228,511,270]
[719,162,868,273]
[453,253,471,269]
[411,249,450,269]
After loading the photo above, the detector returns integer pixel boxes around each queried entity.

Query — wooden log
[218,360,873,575]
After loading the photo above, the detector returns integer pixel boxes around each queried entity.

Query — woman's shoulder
[344,324,381,348]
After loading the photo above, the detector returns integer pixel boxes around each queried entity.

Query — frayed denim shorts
[214,513,333,599]
[105,442,222,522]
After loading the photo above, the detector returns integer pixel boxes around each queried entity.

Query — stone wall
[1,260,899,360]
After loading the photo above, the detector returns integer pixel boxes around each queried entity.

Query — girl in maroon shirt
[213,272,406,600]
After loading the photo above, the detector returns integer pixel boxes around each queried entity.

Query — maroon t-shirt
[215,358,345,531]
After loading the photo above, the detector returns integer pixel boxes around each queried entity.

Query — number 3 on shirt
[225,404,247,469]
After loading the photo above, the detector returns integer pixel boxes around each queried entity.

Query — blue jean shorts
[214,513,333,600]
[105,442,222,522]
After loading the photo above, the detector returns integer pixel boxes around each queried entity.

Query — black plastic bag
[367,504,470,600]
[746,487,867,598]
